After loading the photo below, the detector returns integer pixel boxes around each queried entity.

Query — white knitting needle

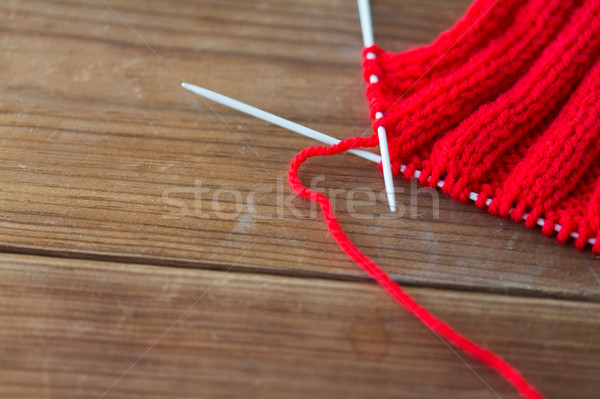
[357,0,374,47]
[357,0,396,212]
[182,83,381,163]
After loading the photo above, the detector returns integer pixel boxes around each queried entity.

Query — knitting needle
[357,0,374,47]
[357,0,396,212]
[181,82,381,164]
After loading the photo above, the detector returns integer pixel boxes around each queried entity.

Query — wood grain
[1,254,599,399]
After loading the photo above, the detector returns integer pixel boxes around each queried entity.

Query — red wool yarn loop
[288,140,544,399]
[289,0,600,398]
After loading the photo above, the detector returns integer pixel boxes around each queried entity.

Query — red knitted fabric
[288,0,600,398]
[366,0,600,249]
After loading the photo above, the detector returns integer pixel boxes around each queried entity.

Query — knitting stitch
[289,0,600,397]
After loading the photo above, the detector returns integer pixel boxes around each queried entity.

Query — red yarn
[288,0,600,397]
[288,140,544,399]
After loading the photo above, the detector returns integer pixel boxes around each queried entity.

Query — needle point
[181,82,382,164]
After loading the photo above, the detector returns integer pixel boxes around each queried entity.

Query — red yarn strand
[288,141,544,399]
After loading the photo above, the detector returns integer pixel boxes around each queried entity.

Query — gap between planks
[0,245,597,305]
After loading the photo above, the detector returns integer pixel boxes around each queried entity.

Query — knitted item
[365,0,600,249]
[288,0,600,398]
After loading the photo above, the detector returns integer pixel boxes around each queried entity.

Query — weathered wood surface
[1,254,599,398]
[1,0,599,398]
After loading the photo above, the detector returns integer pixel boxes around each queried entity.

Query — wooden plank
[0,253,598,398]
[1,0,599,300]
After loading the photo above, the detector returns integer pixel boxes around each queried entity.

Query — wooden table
[1,0,599,397]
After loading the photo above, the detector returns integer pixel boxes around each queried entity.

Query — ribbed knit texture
[365,0,600,249]
[288,1,600,398]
